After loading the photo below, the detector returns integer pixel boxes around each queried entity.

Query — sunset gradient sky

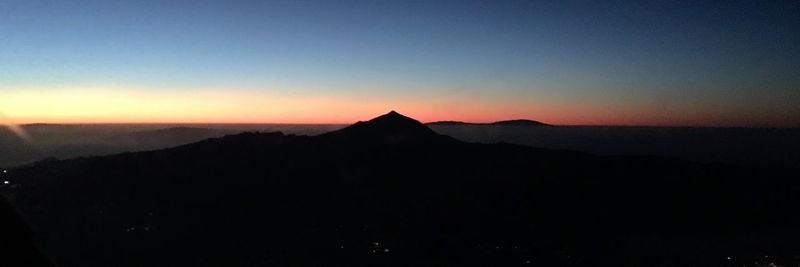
[1,0,799,126]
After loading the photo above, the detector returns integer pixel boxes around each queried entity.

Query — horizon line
[10,121,799,129]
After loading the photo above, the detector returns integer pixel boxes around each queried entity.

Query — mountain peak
[368,110,419,124]
[323,111,440,142]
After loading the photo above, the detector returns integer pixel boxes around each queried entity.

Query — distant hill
[491,119,550,126]
[424,120,469,126]
[427,119,551,126]
[107,126,239,145]
[1,111,798,266]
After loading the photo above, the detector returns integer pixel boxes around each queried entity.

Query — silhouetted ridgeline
[1,111,799,266]
[427,124,800,167]
[0,124,345,167]
[426,119,551,126]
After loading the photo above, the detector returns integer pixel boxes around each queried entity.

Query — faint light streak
[0,112,33,144]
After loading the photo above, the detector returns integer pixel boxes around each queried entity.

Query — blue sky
[1,0,799,126]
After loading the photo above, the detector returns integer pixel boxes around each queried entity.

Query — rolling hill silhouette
[492,119,550,126]
[427,119,550,126]
[107,126,240,145]
[1,111,798,266]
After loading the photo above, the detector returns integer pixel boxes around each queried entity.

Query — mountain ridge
[319,110,457,145]
[1,111,798,266]
[427,119,551,126]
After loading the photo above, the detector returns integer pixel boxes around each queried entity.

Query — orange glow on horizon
[0,87,566,124]
[0,88,795,127]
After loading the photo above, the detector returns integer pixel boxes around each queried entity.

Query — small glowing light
[3,181,8,185]
[727,257,732,260]
[383,248,389,253]
[340,245,344,249]
[525,260,531,264]
[2,170,6,173]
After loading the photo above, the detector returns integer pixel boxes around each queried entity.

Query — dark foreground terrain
[1,111,798,266]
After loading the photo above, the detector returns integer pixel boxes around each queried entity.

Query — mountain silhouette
[1,111,798,266]
[427,119,550,126]
[491,119,550,126]
[322,110,447,144]
[424,120,467,125]
[108,126,240,145]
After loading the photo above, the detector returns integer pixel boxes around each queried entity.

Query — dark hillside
[2,111,798,266]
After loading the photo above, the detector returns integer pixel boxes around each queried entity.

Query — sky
[1,0,799,126]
